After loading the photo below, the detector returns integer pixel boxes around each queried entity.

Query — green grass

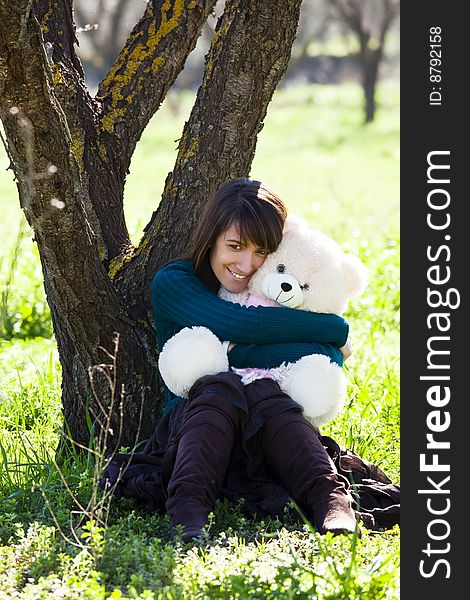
[0,81,399,598]
[121,80,399,245]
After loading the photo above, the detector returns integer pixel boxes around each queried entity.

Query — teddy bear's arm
[152,261,349,346]
[228,342,343,369]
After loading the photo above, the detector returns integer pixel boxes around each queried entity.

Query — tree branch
[96,0,217,171]
[33,0,85,77]
[329,0,367,50]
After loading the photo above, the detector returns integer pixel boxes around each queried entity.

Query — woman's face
[210,223,268,293]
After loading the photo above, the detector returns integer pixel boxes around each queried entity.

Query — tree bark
[0,0,302,452]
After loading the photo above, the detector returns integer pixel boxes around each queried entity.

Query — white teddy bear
[158,215,367,426]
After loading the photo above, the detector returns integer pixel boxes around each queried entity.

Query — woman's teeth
[228,268,248,280]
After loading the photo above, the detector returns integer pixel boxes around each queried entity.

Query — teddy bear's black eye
[276,264,285,273]
[300,283,310,291]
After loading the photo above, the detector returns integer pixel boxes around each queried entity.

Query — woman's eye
[276,264,285,273]
[257,249,268,256]
[229,244,242,251]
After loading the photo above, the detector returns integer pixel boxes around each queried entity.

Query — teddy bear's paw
[281,354,347,425]
[158,327,229,398]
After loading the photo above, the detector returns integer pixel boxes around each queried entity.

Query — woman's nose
[237,251,255,273]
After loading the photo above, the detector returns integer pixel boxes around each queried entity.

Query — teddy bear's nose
[281,282,292,292]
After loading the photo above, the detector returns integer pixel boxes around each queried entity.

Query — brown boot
[164,376,242,542]
[261,410,358,536]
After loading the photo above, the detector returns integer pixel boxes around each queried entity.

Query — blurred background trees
[74,0,399,122]
[328,0,400,122]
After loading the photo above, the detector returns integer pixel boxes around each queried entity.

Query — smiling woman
[101,177,363,543]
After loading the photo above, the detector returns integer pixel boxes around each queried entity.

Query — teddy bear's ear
[342,254,368,298]
[283,214,309,235]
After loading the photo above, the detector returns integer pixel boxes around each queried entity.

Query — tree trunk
[0,0,303,452]
[361,47,382,123]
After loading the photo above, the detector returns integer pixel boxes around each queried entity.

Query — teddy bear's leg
[280,354,347,426]
[158,327,229,399]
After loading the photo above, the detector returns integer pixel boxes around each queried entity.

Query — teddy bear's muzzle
[261,272,304,308]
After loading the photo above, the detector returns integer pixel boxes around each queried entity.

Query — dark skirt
[100,372,399,531]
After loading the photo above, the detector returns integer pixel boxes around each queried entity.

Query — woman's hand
[340,340,353,361]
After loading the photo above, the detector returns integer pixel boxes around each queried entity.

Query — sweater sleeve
[152,261,349,346]
[228,342,343,368]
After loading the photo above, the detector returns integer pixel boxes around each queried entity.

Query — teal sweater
[152,260,348,414]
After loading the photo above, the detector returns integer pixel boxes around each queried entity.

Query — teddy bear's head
[247,215,367,314]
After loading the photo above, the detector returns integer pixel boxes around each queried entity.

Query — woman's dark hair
[190,178,287,286]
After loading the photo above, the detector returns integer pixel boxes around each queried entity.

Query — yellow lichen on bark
[52,66,65,86]
[70,129,85,171]
[39,2,57,34]
[98,245,107,262]
[176,136,199,167]
[108,247,136,280]
[100,0,189,134]
[203,14,231,79]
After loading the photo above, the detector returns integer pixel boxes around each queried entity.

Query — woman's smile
[226,267,249,280]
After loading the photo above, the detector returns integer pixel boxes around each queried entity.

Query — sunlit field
[0,81,400,599]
